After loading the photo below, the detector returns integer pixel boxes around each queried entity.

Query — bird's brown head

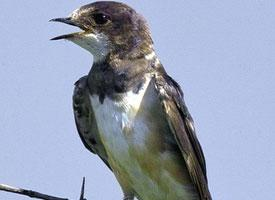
[51,1,153,62]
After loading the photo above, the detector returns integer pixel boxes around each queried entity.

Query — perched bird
[51,1,212,200]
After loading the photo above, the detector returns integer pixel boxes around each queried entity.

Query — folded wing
[73,76,111,170]
[154,73,212,200]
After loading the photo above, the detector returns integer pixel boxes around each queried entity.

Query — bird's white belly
[90,78,197,200]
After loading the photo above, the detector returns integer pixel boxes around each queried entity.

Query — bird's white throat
[70,32,109,62]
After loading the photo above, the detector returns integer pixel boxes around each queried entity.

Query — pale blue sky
[1,1,274,199]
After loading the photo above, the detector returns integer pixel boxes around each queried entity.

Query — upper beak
[50,17,87,40]
[50,17,78,27]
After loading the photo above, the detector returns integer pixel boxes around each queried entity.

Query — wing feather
[154,74,212,200]
[73,76,111,170]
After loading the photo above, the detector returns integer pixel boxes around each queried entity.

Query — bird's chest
[90,92,147,154]
[89,80,196,200]
[89,77,153,169]
[89,86,158,195]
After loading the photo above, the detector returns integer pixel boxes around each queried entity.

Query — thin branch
[79,177,86,200]
[0,183,68,200]
[0,178,87,200]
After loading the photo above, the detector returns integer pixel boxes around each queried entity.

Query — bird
[51,1,212,200]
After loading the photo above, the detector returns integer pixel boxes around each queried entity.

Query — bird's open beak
[50,17,88,40]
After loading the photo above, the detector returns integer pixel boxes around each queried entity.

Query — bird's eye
[92,13,111,25]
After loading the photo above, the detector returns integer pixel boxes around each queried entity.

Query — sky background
[0,1,275,199]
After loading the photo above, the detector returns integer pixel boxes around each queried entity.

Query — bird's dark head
[51,1,154,62]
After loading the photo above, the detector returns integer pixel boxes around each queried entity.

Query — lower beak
[50,32,80,41]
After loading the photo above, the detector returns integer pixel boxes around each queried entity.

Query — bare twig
[0,183,68,200]
[0,177,87,200]
[79,177,86,200]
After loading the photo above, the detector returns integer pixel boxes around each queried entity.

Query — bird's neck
[87,49,164,102]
